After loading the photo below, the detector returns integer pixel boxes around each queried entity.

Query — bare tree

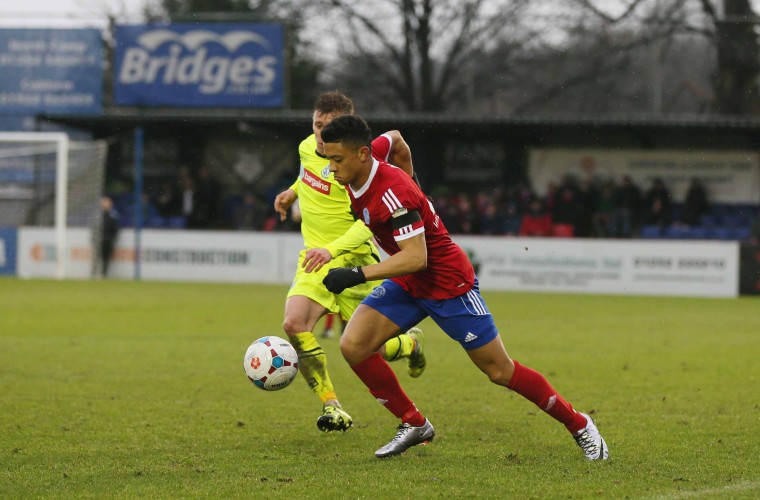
[315,0,760,115]
[316,0,534,112]
[698,0,760,113]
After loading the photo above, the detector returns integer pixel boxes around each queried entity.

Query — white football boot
[375,419,435,458]
[573,413,609,460]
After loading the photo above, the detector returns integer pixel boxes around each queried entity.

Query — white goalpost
[0,132,107,279]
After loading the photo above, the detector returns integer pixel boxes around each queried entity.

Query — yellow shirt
[290,134,376,257]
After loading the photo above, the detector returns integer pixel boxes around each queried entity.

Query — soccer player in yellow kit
[274,92,425,432]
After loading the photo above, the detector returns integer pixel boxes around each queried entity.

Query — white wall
[16,227,739,298]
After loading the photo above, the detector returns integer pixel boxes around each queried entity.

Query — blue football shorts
[361,278,499,350]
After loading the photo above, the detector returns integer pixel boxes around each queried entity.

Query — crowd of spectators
[428,174,748,239]
[111,166,296,232]
[112,168,757,241]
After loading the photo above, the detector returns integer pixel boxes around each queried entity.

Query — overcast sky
[0,0,147,28]
[5,0,760,30]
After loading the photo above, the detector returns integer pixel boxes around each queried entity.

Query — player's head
[312,91,354,153]
[321,115,373,187]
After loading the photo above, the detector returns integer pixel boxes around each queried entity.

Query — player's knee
[281,317,305,337]
[339,335,354,362]
[484,362,514,387]
[339,334,365,365]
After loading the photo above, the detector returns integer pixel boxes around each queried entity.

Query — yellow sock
[290,332,337,403]
[381,333,415,362]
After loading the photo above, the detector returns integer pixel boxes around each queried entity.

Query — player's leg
[285,254,351,432]
[430,280,607,460]
[338,275,426,377]
[341,281,433,457]
[465,338,608,460]
[282,294,334,401]
[379,326,426,378]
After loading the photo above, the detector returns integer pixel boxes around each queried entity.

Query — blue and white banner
[114,23,284,108]
[0,29,103,115]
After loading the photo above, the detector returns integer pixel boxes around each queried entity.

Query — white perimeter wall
[16,227,739,298]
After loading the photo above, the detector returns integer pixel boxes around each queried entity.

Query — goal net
[0,132,108,277]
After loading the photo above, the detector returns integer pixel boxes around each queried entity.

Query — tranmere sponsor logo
[302,169,330,194]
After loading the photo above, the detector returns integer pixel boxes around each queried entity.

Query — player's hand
[323,267,366,294]
[303,248,333,273]
[274,189,296,221]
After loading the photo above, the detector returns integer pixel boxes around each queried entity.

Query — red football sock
[351,352,425,426]
[507,360,587,434]
[324,314,335,329]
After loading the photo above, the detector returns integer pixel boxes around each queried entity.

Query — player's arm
[302,219,374,273]
[322,207,428,293]
[362,232,426,280]
[321,232,426,293]
[384,130,414,179]
[274,188,297,221]
[274,177,301,222]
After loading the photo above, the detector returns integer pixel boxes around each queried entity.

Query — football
[243,336,299,391]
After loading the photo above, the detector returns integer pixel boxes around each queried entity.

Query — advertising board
[0,28,102,114]
[114,23,284,107]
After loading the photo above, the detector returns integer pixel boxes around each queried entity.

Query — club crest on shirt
[363,207,370,225]
[321,166,331,179]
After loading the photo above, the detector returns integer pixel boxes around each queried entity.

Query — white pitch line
[645,480,760,499]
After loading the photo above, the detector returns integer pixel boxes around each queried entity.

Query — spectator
[552,185,582,235]
[191,166,221,228]
[501,201,522,236]
[514,182,536,214]
[456,195,477,234]
[576,179,598,237]
[642,177,673,228]
[612,176,642,237]
[155,179,181,217]
[179,168,195,224]
[592,181,617,237]
[233,191,268,230]
[750,216,760,245]
[479,198,504,235]
[519,199,553,237]
[543,181,559,215]
[442,194,465,234]
[681,177,710,226]
[92,195,120,278]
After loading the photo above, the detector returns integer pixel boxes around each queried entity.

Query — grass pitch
[1,278,759,498]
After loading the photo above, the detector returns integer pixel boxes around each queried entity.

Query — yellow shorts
[287,249,381,322]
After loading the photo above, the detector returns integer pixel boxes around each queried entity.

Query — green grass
[1,278,759,498]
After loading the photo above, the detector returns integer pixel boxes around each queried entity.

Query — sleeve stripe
[386,189,403,208]
[394,225,424,241]
[382,189,402,213]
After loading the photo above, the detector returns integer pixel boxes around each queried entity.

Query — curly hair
[321,115,372,147]
[314,91,354,116]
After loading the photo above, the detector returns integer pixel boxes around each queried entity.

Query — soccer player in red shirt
[320,115,609,460]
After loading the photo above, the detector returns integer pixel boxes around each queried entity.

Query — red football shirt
[370,133,392,161]
[348,159,475,300]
